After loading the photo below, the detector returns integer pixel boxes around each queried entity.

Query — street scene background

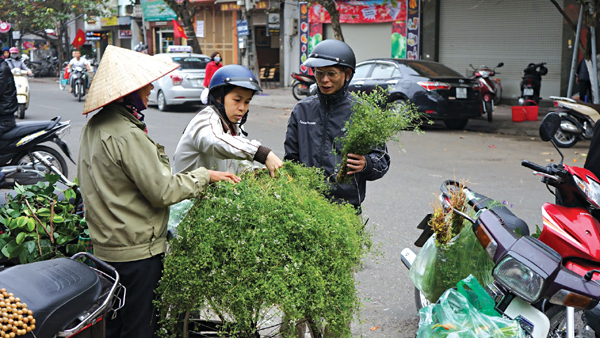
[26,77,588,337]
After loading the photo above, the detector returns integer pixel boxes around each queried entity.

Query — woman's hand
[208,170,241,183]
[346,153,366,175]
[265,152,283,178]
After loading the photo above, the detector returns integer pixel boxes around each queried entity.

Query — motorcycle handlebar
[521,160,552,175]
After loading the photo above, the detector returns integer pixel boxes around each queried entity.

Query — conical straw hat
[83,45,180,114]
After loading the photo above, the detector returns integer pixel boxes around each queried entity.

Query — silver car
[148,53,210,111]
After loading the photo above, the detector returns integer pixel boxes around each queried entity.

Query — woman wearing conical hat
[77,45,240,338]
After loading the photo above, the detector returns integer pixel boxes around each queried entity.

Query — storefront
[436,0,565,100]
[194,2,239,63]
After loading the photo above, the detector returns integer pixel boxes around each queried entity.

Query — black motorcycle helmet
[303,39,356,95]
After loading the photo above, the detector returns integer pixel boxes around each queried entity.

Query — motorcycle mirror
[497,62,504,68]
[539,113,561,142]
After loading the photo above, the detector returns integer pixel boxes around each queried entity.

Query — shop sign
[236,19,249,36]
[140,0,177,22]
[405,0,420,60]
[309,0,406,24]
[101,16,119,27]
[119,30,132,39]
[221,1,267,11]
[299,2,309,75]
[118,16,131,26]
[86,31,104,41]
[267,13,280,36]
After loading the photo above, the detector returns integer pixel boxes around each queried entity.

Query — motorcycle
[469,62,503,122]
[519,62,548,106]
[402,113,600,337]
[0,116,73,188]
[545,96,600,148]
[71,66,88,102]
[0,251,125,338]
[11,68,30,119]
[291,72,317,100]
[30,55,59,78]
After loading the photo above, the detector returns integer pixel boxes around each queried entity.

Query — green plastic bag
[167,199,194,238]
[417,275,525,338]
[409,224,495,303]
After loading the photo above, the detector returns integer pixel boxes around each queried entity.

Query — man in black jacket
[0,57,17,133]
[283,39,390,209]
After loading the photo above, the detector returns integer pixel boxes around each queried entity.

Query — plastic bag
[417,275,525,338]
[201,87,209,104]
[409,224,494,303]
[168,199,194,238]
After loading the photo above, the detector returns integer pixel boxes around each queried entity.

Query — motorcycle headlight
[479,70,490,78]
[493,255,545,303]
[573,176,600,208]
[12,69,21,76]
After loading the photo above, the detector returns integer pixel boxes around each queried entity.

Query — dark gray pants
[105,254,164,338]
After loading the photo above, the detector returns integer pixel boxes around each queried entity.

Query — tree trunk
[163,0,203,54]
[318,0,344,41]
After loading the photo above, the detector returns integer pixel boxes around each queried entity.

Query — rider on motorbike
[2,47,9,60]
[67,49,91,93]
[5,47,32,76]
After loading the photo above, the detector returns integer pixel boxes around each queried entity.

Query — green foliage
[335,87,422,183]
[157,162,371,337]
[0,175,87,264]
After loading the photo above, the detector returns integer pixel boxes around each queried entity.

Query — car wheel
[157,90,169,111]
[443,118,469,130]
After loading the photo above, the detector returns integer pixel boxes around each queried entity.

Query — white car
[148,52,210,111]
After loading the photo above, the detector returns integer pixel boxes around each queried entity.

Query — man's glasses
[314,70,342,80]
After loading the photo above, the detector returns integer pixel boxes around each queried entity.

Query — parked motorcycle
[11,68,30,119]
[546,96,600,148]
[0,251,125,338]
[291,72,317,100]
[519,62,548,106]
[403,113,600,337]
[469,62,503,122]
[30,55,59,78]
[0,116,73,188]
[71,66,87,102]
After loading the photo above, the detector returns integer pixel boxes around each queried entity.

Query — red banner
[309,1,406,24]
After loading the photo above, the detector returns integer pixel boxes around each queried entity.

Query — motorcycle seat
[574,100,600,112]
[0,258,102,338]
[469,191,530,236]
[0,118,61,140]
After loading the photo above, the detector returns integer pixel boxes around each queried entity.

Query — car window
[353,63,373,79]
[370,62,399,79]
[170,56,210,70]
[403,61,463,78]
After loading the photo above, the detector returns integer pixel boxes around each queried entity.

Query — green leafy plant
[156,162,371,338]
[335,87,422,183]
[0,175,88,264]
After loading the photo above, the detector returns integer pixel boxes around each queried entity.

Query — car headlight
[573,175,600,208]
[493,255,545,303]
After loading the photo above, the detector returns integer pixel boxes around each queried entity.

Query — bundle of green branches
[335,87,422,183]
[410,182,494,302]
[156,162,371,338]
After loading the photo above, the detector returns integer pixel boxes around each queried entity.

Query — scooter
[519,62,548,106]
[403,113,600,337]
[469,62,503,122]
[11,68,30,119]
[546,96,600,148]
[70,66,87,102]
[291,72,317,101]
[0,116,73,188]
[0,252,125,338]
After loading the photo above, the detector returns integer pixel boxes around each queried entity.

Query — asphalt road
[25,78,591,337]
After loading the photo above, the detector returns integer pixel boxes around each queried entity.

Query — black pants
[106,255,164,338]
[579,79,592,102]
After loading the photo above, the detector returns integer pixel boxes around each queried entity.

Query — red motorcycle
[469,62,503,122]
[291,72,316,101]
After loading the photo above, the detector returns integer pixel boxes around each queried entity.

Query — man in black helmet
[284,39,390,210]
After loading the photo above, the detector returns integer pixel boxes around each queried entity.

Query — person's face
[3,51,8,58]
[314,66,350,95]
[137,83,154,108]
[223,87,254,123]
[74,51,81,59]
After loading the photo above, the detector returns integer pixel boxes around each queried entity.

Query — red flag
[72,29,86,48]
[172,19,188,39]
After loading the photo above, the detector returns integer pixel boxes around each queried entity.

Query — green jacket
[78,103,210,262]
